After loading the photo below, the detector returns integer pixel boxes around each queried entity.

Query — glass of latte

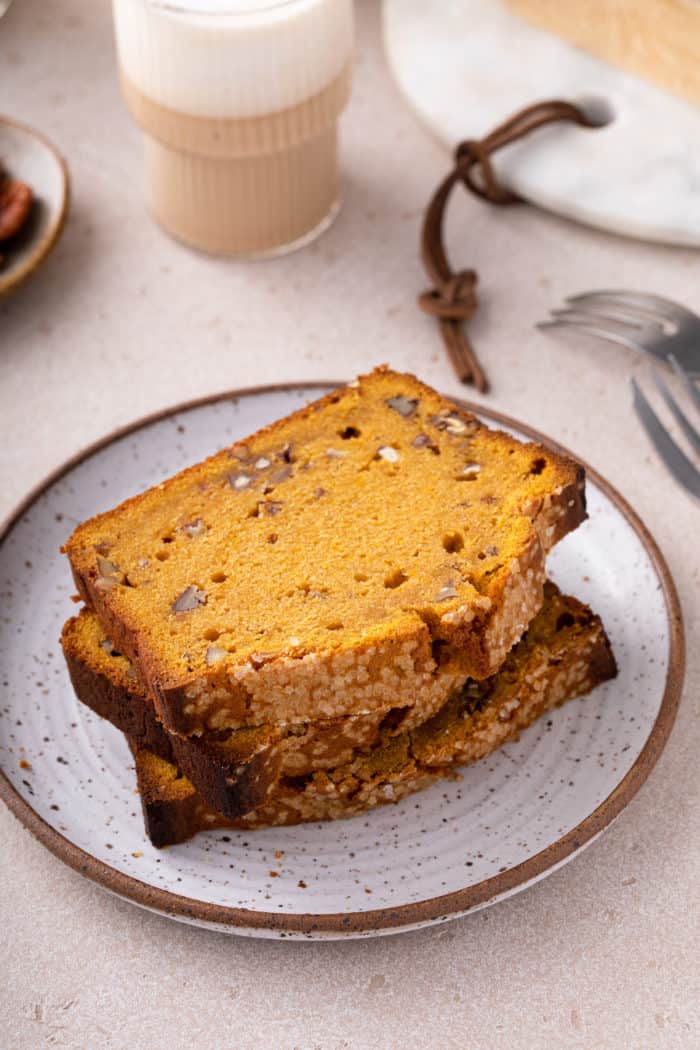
[112,0,354,257]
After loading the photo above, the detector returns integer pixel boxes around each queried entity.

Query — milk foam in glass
[112,0,354,256]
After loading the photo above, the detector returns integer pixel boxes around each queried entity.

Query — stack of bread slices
[61,369,616,846]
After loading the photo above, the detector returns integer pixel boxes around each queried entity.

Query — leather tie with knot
[418,269,478,324]
[417,99,599,392]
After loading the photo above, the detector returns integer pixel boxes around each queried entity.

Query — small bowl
[0,115,69,297]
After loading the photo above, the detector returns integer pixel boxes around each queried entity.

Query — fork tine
[631,379,700,501]
[567,290,695,326]
[652,369,700,456]
[669,354,700,414]
[550,307,650,332]
[537,318,649,355]
[553,304,666,339]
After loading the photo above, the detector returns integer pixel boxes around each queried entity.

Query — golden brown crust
[62,617,283,819]
[64,368,587,734]
[63,638,171,758]
[128,585,616,843]
[62,611,447,819]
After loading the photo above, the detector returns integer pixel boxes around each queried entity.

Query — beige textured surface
[0,1,698,1047]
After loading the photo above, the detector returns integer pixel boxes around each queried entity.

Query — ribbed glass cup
[112,0,353,257]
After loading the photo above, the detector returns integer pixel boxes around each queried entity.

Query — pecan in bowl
[0,169,33,263]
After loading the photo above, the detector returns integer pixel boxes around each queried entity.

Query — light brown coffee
[120,64,352,257]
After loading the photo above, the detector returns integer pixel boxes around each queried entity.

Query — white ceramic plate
[0,384,683,939]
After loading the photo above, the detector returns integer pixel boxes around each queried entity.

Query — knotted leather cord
[419,100,599,392]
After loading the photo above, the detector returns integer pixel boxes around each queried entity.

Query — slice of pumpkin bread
[62,579,596,820]
[63,368,586,736]
[129,584,615,845]
[63,608,449,820]
[66,584,615,842]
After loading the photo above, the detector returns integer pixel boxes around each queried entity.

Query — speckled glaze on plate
[0,116,69,297]
[0,384,684,939]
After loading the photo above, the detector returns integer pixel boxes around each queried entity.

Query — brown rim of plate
[0,115,70,298]
[0,381,685,936]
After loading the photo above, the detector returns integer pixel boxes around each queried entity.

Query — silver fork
[538,290,700,501]
[538,289,700,376]
[631,358,700,501]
